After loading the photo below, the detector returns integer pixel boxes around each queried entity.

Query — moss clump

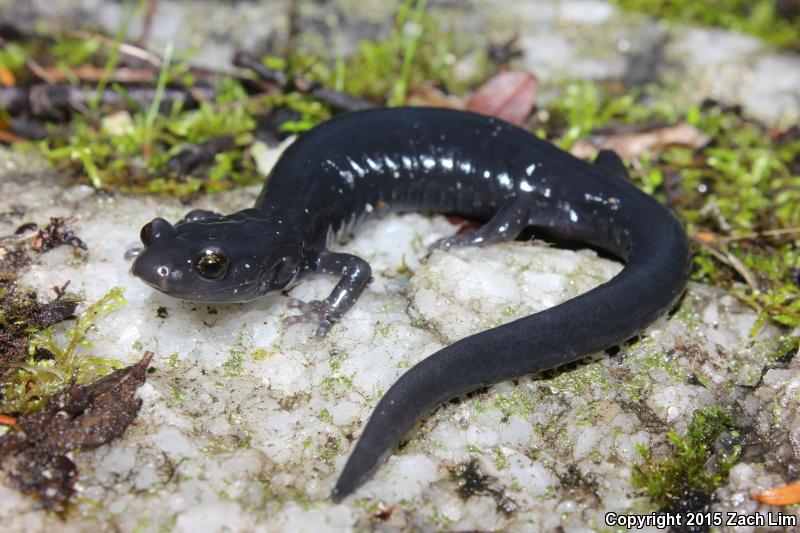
[280,0,489,105]
[492,386,535,419]
[4,0,487,197]
[660,106,799,332]
[542,83,800,333]
[1,287,126,414]
[38,79,262,196]
[612,0,800,51]
[632,406,739,508]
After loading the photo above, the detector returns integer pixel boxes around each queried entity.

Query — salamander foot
[430,199,533,252]
[429,229,482,251]
[283,298,337,337]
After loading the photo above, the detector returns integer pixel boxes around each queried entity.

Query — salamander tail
[331,206,690,502]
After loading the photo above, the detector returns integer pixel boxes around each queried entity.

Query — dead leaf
[406,85,465,109]
[690,230,721,245]
[31,218,88,253]
[753,482,800,506]
[0,129,26,144]
[0,352,153,512]
[689,235,760,291]
[571,123,711,159]
[466,70,538,126]
[0,65,14,87]
[0,289,78,366]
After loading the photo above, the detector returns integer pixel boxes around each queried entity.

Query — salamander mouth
[131,254,177,293]
[131,252,260,302]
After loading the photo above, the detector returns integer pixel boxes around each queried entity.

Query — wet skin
[132,107,691,502]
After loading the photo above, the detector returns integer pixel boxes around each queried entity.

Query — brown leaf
[0,65,14,87]
[570,123,711,159]
[753,482,800,506]
[0,352,153,512]
[31,217,88,253]
[406,85,465,109]
[0,289,77,366]
[0,129,26,144]
[466,70,538,126]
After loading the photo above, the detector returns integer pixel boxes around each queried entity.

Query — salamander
[131,107,691,502]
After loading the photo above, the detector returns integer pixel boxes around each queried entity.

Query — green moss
[222,348,245,377]
[612,0,800,51]
[286,0,488,104]
[466,444,483,455]
[767,335,800,362]
[632,406,740,507]
[316,436,343,463]
[39,80,262,196]
[170,385,183,403]
[493,446,509,469]
[319,408,333,423]
[544,82,800,334]
[546,361,612,396]
[1,287,126,414]
[395,255,414,276]
[374,322,393,339]
[0,36,106,82]
[616,337,687,401]
[320,351,355,396]
[492,386,535,418]
[5,0,489,198]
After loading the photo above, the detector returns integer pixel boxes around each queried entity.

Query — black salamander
[131,107,691,502]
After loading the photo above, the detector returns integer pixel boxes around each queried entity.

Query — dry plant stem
[67,30,164,67]
[689,233,761,291]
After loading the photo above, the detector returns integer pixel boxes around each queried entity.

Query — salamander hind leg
[593,149,629,180]
[283,250,373,337]
[430,198,532,251]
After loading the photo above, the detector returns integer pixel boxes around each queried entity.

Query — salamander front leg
[430,199,532,251]
[179,209,222,223]
[283,250,373,337]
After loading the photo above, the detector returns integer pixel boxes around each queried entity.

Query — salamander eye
[195,250,230,280]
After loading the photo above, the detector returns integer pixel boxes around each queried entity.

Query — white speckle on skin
[497,172,512,189]
[348,158,366,178]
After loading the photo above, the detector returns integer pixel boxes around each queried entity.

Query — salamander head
[131,215,304,302]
